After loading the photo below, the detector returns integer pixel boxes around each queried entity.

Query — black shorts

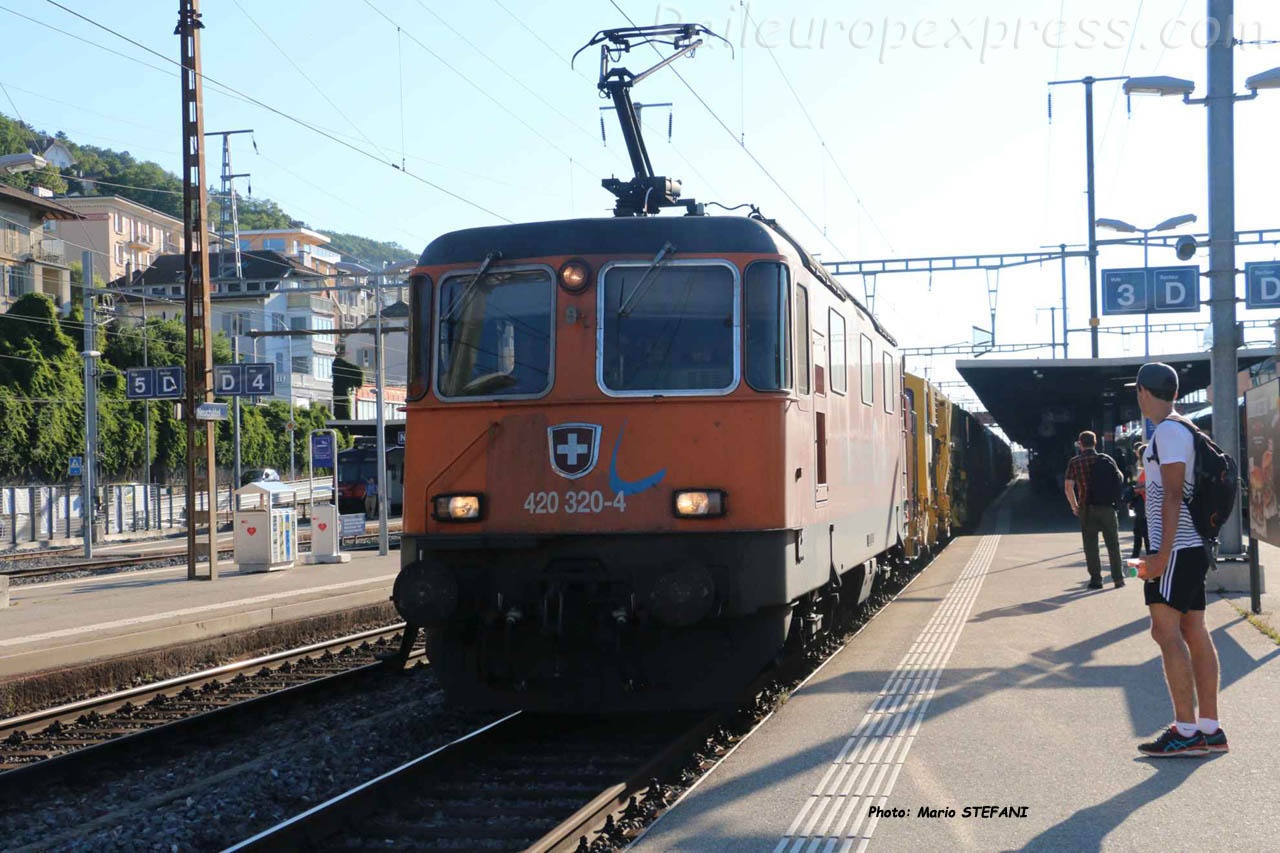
[1144,546,1209,613]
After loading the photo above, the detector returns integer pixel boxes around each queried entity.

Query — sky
[3,0,1280,405]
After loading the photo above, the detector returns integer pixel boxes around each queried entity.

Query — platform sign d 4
[1245,262,1280,309]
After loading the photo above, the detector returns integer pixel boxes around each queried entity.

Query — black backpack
[1088,453,1124,506]
[1150,415,1239,546]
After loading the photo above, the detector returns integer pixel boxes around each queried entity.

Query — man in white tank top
[1132,362,1226,757]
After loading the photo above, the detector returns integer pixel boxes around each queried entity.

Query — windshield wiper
[618,241,676,317]
[443,250,502,322]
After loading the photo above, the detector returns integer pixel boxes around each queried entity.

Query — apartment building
[50,195,185,284]
[0,183,79,312]
[237,227,342,276]
[109,250,339,409]
[343,300,409,389]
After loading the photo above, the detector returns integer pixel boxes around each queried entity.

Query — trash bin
[233,481,297,572]
[303,502,350,565]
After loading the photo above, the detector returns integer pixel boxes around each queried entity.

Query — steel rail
[0,624,420,790]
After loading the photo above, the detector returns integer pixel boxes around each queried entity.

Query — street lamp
[1123,2,1280,559]
[1244,67,1280,92]
[1122,76,1197,98]
[1096,213,1198,355]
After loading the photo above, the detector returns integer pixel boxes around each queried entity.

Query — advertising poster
[1245,378,1280,548]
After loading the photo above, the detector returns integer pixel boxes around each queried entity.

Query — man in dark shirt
[1064,430,1124,589]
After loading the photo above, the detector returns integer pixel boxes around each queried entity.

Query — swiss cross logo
[548,423,601,480]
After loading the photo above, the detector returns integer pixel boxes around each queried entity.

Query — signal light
[558,259,591,293]
[432,493,484,522]
[673,489,726,518]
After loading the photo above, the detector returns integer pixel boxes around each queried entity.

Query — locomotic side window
[436,267,553,399]
[860,334,874,405]
[744,262,792,391]
[796,284,810,395]
[599,261,738,394]
[408,274,431,401]
[883,352,895,414]
[829,309,847,394]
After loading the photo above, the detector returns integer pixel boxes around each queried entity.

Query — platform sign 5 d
[310,432,336,469]
[1102,266,1200,315]
[126,366,184,400]
[1245,262,1280,309]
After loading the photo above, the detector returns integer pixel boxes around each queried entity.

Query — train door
[811,306,828,505]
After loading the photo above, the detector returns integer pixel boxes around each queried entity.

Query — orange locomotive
[392,215,908,710]
[392,23,910,710]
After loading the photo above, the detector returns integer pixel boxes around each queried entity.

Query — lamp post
[1125,1,1280,557]
[1096,214,1198,355]
[1048,74,1131,358]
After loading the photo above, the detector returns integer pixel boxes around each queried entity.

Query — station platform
[0,550,400,681]
[631,481,1280,852]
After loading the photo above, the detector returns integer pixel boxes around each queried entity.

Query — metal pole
[1207,0,1243,554]
[233,336,242,489]
[1085,77,1101,359]
[1060,243,1069,358]
[374,282,389,556]
[140,270,152,530]
[1143,228,1151,357]
[81,250,96,559]
[289,327,296,482]
[179,0,219,581]
[1050,306,1057,356]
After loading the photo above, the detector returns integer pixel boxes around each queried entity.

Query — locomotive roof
[418,214,896,346]
[418,215,788,265]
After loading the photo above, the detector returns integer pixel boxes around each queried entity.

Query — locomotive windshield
[600,262,737,394]
[437,267,553,398]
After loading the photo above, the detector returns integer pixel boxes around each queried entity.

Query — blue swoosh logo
[608,422,666,496]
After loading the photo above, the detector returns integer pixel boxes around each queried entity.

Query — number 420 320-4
[523,490,626,515]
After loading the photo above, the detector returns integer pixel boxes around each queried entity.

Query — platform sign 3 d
[1149,266,1200,313]
[1102,266,1200,315]
[1102,269,1148,315]
[1245,262,1280,309]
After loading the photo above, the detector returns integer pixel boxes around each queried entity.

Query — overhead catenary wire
[359,0,603,183]
[740,6,895,254]
[229,0,396,164]
[605,0,853,262]
[38,0,514,224]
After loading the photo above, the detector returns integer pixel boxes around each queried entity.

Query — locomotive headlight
[558,259,591,293]
[673,489,726,518]
[432,493,484,522]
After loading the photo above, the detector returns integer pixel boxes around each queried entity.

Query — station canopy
[956,348,1273,450]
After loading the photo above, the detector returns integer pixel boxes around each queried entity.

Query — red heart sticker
[318,523,327,531]
[247,527,257,536]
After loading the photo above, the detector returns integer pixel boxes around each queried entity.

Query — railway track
[0,624,423,789]
[226,544,944,852]
[226,711,703,852]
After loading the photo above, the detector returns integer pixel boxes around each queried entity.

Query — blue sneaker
[1202,727,1229,754]
[1138,726,1209,758]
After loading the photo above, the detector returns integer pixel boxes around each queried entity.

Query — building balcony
[126,236,153,250]
[34,237,66,264]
